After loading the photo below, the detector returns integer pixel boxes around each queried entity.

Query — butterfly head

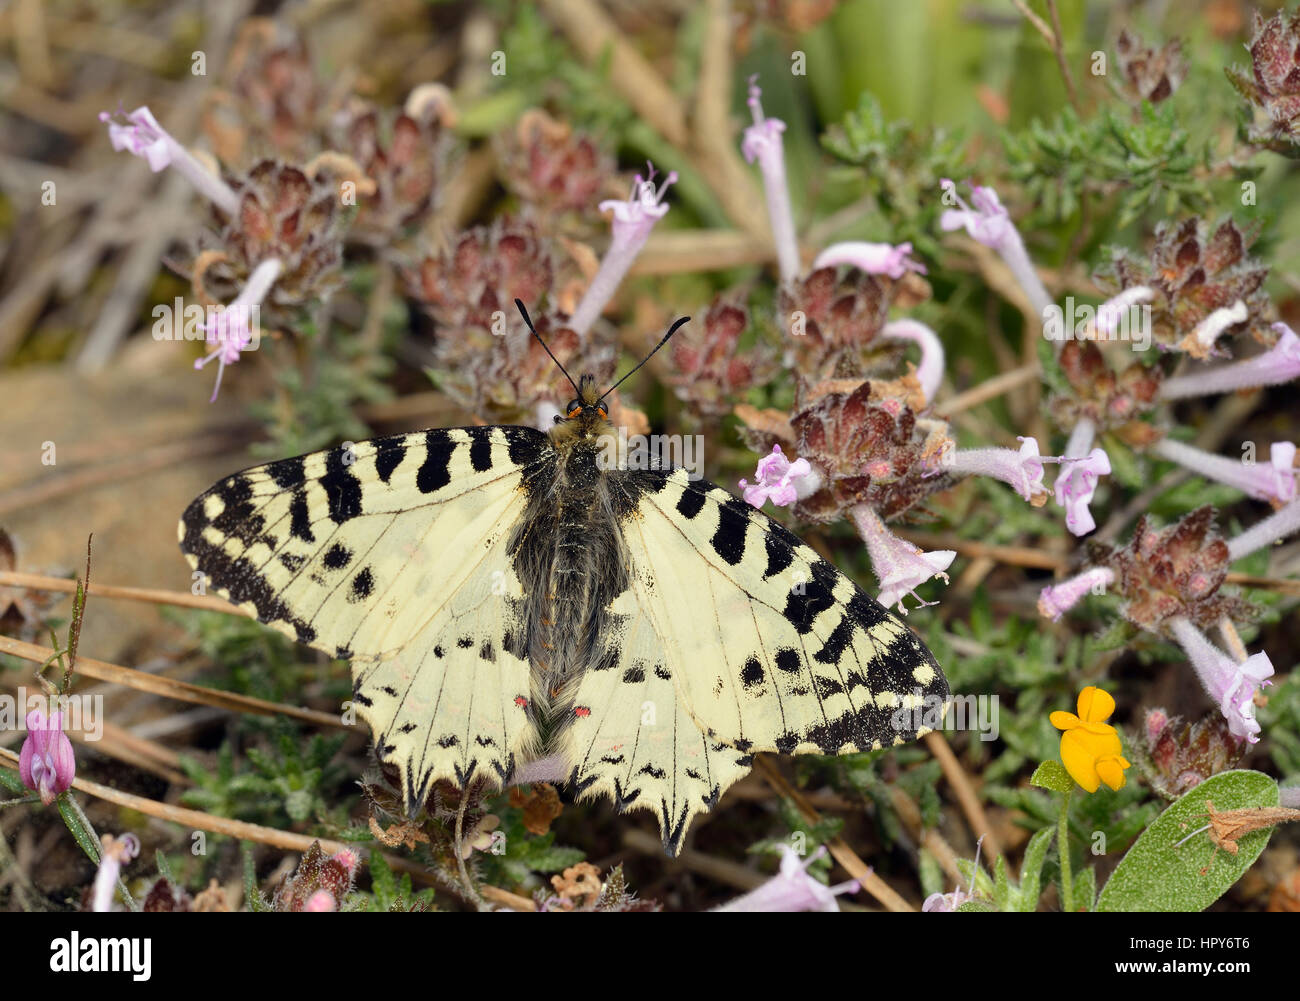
[555,373,615,440]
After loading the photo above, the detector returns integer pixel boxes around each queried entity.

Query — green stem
[1058,787,1074,914]
[0,795,41,808]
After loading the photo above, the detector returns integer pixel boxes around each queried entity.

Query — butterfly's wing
[179,426,550,809]
[560,467,948,852]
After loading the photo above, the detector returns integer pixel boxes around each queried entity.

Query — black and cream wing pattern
[180,422,948,854]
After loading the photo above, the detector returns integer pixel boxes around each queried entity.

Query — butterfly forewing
[179,425,549,807]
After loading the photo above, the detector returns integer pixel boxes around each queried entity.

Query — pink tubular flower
[1153,438,1297,506]
[1186,300,1248,356]
[940,179,1051,316]
[1169,617,1273,743]
[742,76,800,285]
[19,710,75,805]
[714,846,859,912]
[851,504,955,614]
[1160,322,1300,400]
[100,106,239,216]
[880,319,944,403]
[568,164,677,336]
[943,436,1056,505]
[1054,419,1110,536]
[1038,567,1116,621]
[813,241,926,280]
[1227,499,1300,562]
[92,833,140,912]
[1095,285,1155,336]
[739,445,820,509]
[194,258,282,402]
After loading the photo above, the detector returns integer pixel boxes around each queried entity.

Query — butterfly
[179,301,949,854]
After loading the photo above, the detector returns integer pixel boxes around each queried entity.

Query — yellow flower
[1050,686,1131,793]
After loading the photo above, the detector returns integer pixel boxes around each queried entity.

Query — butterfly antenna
[599,315,691,401]
[515,299,580,396]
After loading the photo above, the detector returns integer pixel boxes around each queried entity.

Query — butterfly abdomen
[509,438,630,738]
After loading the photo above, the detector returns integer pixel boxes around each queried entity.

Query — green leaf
[1017,826,1055,911]
[242,841,270,913]
[1072,865,1097,913]
[992,855,1012,911]
[1030,760,1073,794]
[0,766,26,795]
[1096,770,1279,912]
[58,796,100,863]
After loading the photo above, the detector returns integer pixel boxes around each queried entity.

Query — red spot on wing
[574,706,591,718]
[514,696,528,708]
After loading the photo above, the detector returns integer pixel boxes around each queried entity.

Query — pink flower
[1169,618,1274,743]
[923,835,984,912]
[813,241,926,280]
[303,890,338,912]
[742,76,800,284]
[92,833,140,912]
[714,846,859,912]
[1037,567,1116,621]
[569,164,677,335]
[100,106,239,216]
[1227,499,1300,562]
[739,445,819,508]
[194,258,281,402]
[1153,438,1297,506]
[880,318,945,403]
[852,504,955,614]
[1160,322,1300,400]
[943,436,1056,505]
[940,178,1051,315]
[19,710,75,805]
[1054,447,1111,536]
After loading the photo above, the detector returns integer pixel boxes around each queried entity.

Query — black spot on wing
[268,455,306,489]
[322,542,352,570]
[763,531,793,581]
[468,429,493,472]
[348,566,374,602]
[710,497,750,565]
[775,647,802,674]
[741,655,765,690]
[504,426,548,468]
[676,487,706,520]
[782,574,834,634]
[417,431,455,494]
[210,476,264,545]
[479,639,495,661]
[289,490,315,543]
[622,663,645,684]
[374,438,407,483]
[321,448,363,523]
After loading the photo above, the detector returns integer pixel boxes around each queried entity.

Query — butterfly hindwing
[618,468,948,760]
[178,425,549,809]
[559,587,754,854]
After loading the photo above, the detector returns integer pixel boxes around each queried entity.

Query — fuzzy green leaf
[1030,760,1073,794]
[1096,770,1279,912]
[1017,826,1055,911]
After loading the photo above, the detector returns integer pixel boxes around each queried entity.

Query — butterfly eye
[595,404,608,419]
[565,399,582,418]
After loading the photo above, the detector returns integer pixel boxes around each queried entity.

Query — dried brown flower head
[329,98,447,244]
[205,19,325,165]
[666,299,777,418]
[1140,707,1246,800]
[777,266,907,382]
[192,160,344,307]
[1226,10,1300,152]
[1098,217,1273,357]
[1049,339,1162,444]
[1115,30,1187,103]
[508,782,564,837]
[407,218,556,332]
[1098,506,1255,634]
[498,110,616,226]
